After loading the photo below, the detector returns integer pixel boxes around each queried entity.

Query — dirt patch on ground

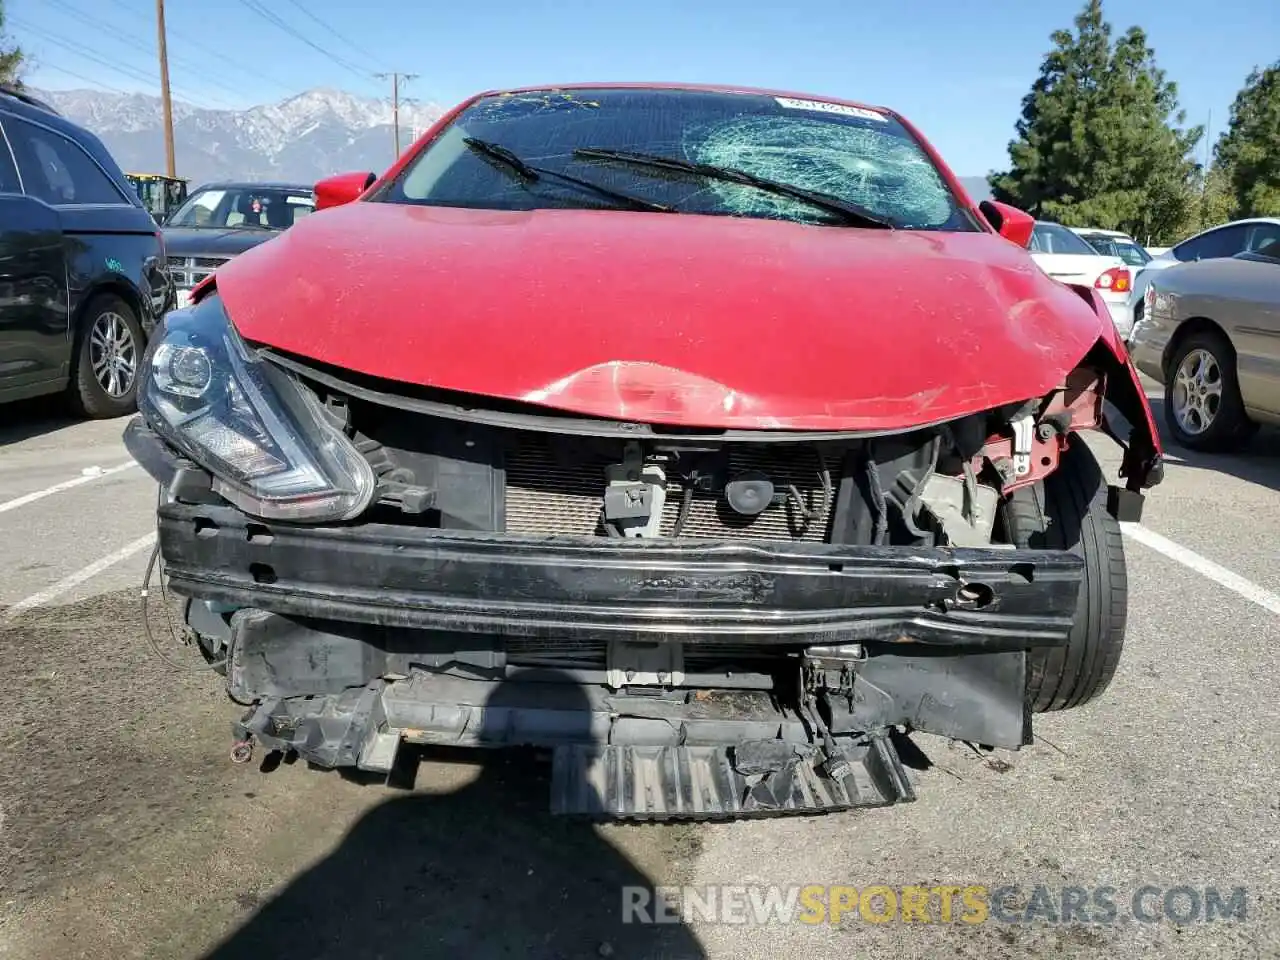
[0,591,231,905]
[0,592,708,960]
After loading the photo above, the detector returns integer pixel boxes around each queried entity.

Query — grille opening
[167,255,231,289]
[503,434,835,542]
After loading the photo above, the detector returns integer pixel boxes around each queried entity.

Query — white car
[1029,221,1133,337]
[1069,227,1152,269]
[1126,217,1280,334]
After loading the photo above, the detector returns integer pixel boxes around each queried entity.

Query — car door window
[5,116,128,206]
[1245,223,1280,252]
[1174,224,1247,261]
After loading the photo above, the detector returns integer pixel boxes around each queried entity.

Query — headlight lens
[139,294,376,521]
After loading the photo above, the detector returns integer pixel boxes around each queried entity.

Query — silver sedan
[1127,240,1280,451]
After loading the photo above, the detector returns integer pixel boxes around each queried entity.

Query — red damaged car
[124,84,1162,819]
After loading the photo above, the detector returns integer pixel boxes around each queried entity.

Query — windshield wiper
[462,137,672,214]
[572,147,894,229]
[463,137,538,181]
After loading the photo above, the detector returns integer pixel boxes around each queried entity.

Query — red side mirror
[979,199,1035,249]
[315,171,377,211]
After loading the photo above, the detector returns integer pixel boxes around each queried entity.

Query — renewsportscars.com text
[622,884,1249,926]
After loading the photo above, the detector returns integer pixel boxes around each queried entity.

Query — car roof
[0,85,61,116]
[1070,227,1134,239]
[0,86,99,144]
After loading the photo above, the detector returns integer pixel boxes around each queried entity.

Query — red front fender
[1071,285,1164,490]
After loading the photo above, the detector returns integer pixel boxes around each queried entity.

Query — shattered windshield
[378,88,973,230]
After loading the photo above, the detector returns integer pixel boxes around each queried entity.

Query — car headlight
[138,293,376,522]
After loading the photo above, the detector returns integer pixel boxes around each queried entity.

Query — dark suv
[0,87,170,418]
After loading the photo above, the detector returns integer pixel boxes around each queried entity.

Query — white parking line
[1122,522,1280,616]
[1,532,156,622]
[0,461,138,516]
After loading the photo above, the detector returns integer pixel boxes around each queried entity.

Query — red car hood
[215,202,1106,431]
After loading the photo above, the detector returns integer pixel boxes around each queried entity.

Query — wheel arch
[70,278,146,344]
[1161,316,1234,378]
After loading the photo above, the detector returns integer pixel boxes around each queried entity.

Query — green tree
[989,0,1201,245]
[0,1,23,87]
[1191,164,1238,233]
[1213,62,1280,217]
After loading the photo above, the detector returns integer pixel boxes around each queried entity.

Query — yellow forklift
[126,172,189,223]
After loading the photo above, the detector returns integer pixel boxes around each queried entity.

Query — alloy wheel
[89,311,138,398]
[1170,347,1222,436]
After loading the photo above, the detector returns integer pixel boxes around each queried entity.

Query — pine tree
[989,0,1201,244]
[1214,62,1280,217]
[0,1,23,88]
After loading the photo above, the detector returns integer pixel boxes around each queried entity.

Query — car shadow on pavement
[201,673,708,960]
[1143,391,1280,494]
[0,398,79,447]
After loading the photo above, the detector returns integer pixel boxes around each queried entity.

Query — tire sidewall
[71,295,146,419]
[1002,441,1127,713]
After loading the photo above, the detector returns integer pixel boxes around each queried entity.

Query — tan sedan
[1128,241,1280,451]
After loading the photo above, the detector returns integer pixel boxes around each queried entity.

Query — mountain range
[34,87,447,185]
[35,86,996,197]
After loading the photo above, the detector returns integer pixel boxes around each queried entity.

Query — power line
[34,60,131,96]
[279,0,383,71]
[11,17,216,108]
[236,0,378,88]
[13,18,158,86]
[42,0,249,107]
[97,0,298,97]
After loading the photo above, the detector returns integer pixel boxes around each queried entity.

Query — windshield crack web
[682,116,952,226]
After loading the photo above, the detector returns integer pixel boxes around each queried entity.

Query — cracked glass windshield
[379,87,973,230]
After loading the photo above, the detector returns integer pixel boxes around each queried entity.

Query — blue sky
[10,0,1278,175]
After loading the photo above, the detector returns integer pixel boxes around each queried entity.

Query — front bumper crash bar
[157,502,1085,650]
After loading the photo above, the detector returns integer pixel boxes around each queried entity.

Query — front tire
[1163,329,1254,452]
[1002,441,1127,713]
[67,294,145,419]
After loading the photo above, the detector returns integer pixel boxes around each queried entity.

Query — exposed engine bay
[291,351,1125,550]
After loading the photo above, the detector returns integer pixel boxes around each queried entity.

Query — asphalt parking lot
[1,390,1278,960]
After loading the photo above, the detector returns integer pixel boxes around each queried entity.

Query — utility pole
[156,0,176,177]
[376,72,418,160]
[1199,109,1213,203]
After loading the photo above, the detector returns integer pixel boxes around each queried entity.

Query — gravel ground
[0,393,1277,960]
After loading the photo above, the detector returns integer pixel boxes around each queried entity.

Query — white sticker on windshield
[774,97,887,122]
